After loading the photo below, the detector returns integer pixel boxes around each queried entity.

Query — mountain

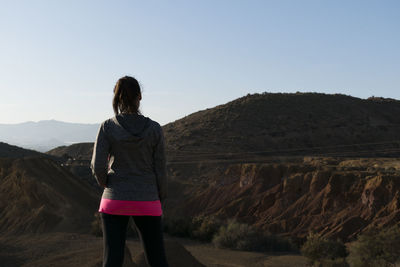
[47,92,400,161]
[47,142,98,188]
[161,93,400,241]
[45,92,400,242]
[0,142,44,158]
[172,157,400,242]
[0,156,99,234]
[47,142,94,161]
[0,120,100,152]
[163,93,400,161]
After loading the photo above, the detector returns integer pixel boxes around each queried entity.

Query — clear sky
[0,0,399,125]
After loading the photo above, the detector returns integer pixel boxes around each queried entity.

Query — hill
[0,142,43,158]
[47,142,94,160]
[164,93,400,161]
[161,93,400,241]
[0,120,99,152]
[0,157,99,234]
[171,157,400,242]
[45,92,400,242]
[48,93,400,161]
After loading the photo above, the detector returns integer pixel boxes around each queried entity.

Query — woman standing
[91,76,169,267]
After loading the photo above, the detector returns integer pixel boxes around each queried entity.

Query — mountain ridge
[36,92,400,241]
[163,92,400,159]
[0,120,100,152]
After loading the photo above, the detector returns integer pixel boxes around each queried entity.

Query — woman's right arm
[91,122,110,188]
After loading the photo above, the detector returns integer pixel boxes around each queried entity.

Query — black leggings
[101,213,169,267]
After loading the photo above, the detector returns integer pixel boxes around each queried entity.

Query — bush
[212,219,296,252]
[212,219,261,251]
[301,233,347,265]
[191,215,222,242]
[347,225,400,267]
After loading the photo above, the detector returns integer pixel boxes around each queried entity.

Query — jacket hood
[114,113,151,140]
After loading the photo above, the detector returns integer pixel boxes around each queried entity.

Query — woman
[91,76,169,267]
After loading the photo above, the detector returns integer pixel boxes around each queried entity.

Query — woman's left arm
[90,122,110,188]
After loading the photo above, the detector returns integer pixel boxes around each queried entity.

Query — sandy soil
[0,233,307,267]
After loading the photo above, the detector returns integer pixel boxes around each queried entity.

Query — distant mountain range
[0,120,100,152]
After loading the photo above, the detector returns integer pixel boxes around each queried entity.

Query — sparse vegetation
[164,216,295,252]
[301,232,348,266]
[163,215,223,241]
[212,219,296,252]
[347,226,400,267]
[191,215,222,242]
[212,219,261,251]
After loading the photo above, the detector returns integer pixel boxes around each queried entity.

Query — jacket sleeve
[90,122,110,187]
[153,124,168,202]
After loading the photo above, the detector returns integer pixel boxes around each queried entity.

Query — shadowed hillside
[46,143,99,188]
[47,142,94,161]
[0,142,43,158]
[0,157,99,234]
[46,92,400,242]
[49,93,400,162]
[164,93,400,161]
[171,157,400,242]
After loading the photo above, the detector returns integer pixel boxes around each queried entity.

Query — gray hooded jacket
[90,113,167,202]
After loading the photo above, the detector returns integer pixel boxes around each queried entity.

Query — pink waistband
[99,198,162,216]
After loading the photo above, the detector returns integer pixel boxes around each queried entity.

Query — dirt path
[0,233,307,267]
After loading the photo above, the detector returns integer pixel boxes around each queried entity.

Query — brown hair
[112,76,142,115]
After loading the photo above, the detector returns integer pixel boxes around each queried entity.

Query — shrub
[212,219,261,251]
[301,232,347,265]
[347,225,400,267]
[191,215,222,242]
[212,219,296,252]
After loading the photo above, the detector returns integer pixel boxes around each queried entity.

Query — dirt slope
[0,157,99,234]
[164,93,400,160]
[43,92,400,242]
[49,93,400,162]
[47,142,94,161]
[0,142,44,158]
[170,157,400,242]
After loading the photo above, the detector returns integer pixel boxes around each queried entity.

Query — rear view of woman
[91,76,169,267]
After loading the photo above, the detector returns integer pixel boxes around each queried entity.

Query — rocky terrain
[164,93,400,161]
[0,156,99,234]
[44,93,400,243]
[3,92,400,265]
[169,157,400,242]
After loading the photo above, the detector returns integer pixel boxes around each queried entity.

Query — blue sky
[0,0,399,125]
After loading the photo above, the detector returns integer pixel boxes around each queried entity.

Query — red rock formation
[172,158,400,242]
